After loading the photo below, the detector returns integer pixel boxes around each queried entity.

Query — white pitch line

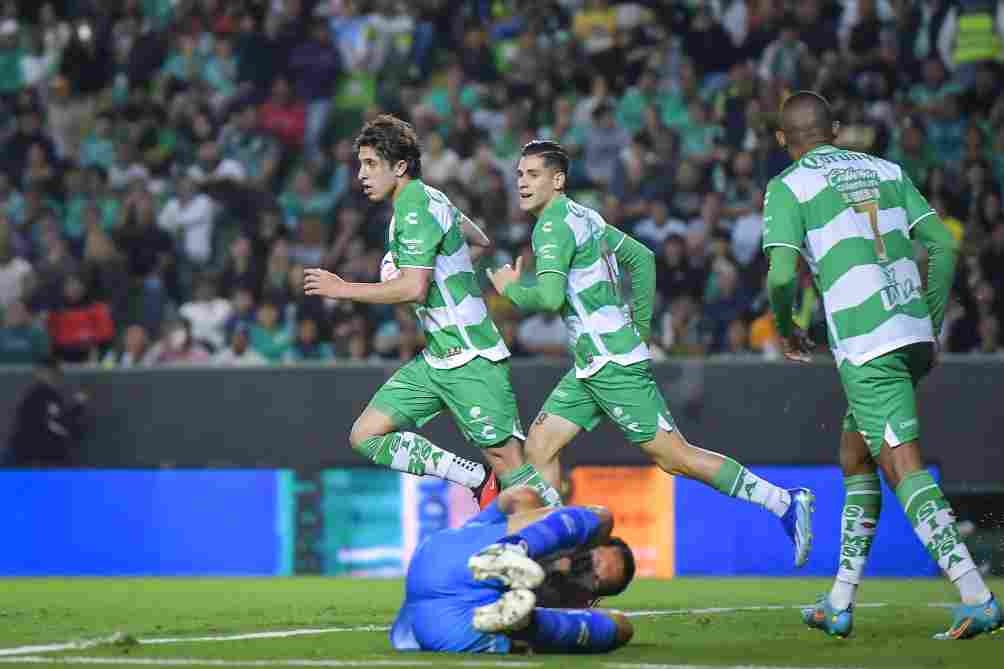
[624,602,888,617]
[141,626,391,645]
[605,665,867,669]
[0,627,390,658]
[0,601,919,659]
[0,659,539,668]
[0,660,873,669]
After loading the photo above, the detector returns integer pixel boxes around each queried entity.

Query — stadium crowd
[0,0,1003,368]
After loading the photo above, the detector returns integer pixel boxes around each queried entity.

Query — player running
[487,140,815,568]
[304,115,560,507]
[763,91,1001,639]
[390,486,635,654]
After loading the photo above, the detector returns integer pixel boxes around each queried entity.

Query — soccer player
[390,486,635,654]
[763,91,1001,639]
[487,140,815,568]
[304,115,560,507]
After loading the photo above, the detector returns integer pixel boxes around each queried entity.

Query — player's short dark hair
[601,536,636,597]
[354,114,422,178]
[520,139,570,181]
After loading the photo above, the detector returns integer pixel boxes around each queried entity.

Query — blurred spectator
[284,315,334,363]
[0,222,32,308]
[102,323,154,368]
[46,273,114,364]
[249,298,291,362]
[0,299,48,365]
[289,18,341,160]
[5,356,89,467]
[702,258,752,354]
[149,316,211,366]
[214,322,267,366]
[373,304,422,361]
[655,234,705,312]
[158,174,215,268]
[259,76,306,150]
[635,201,687,253]
[178,274,232,352]
[517,312,568,359]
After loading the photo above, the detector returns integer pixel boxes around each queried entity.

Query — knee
[349,418,375,453]
[639,432,691,476]
[484,438,525,474]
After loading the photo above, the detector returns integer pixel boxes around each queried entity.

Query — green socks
[499,463,563,507]
[830,473,882,609]
[710,456,791,517]
[896,470,989,605]
[356,432,486,488]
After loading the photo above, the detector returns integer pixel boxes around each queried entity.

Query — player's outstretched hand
[781,328,814,363]
[486,256,522,296]
[304,268,349,299]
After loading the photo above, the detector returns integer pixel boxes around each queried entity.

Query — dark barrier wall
[0,358,1000,488]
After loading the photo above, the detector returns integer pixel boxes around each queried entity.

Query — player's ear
[774,130,787,149]
[553,169,566,192]
[394,160,407,178]
[831,121,841,140]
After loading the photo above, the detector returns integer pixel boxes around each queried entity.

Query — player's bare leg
[524,411,582,489]
[639,428,814,567]
[876,439,1000,639]
[348,407,487,488]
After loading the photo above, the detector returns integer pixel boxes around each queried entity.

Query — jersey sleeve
[901,171,938,231]
[532,214,576,277]
[602,221,627,254]
[762,177,805,252]
[394,200,443,269]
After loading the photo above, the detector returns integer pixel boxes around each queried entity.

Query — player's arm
[304,204,442,304]
[903,176,959,336]
[609,226,656,341]
[499,505,614,558]
[510,609,633,654]
[304,266,432,304]
[762,178,812,361]
[489,214,573,312]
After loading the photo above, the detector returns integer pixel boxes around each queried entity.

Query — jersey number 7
[854,201,887,262]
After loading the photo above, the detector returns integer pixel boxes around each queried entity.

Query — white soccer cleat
[468,542,545,589]
[472,588,537,633]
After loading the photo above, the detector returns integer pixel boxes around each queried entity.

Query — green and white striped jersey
[762,144,937,366]
[389,179,509,369]
[533,195,649,377]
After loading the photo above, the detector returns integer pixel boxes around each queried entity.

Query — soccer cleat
[933,594,1002,640]
[801,594,853,638]
[468,543,545,590]
[473,588,536,633]
[781,487,815,567]
[473,470,500,510]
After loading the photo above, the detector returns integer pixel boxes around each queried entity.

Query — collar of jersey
[396,178,423,202]
[805,144,839,156]
[540,194,569,219]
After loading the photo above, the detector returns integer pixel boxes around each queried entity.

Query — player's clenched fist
[304,268,349,299]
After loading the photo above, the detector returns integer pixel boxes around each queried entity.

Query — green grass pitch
[0,577,1000,668]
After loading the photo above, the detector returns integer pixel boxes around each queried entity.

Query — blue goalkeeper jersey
[390,502,511,653]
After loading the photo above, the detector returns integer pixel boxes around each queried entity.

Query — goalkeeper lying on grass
[390,486,635,654]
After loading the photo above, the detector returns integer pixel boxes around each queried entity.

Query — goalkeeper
[390,487,635,654]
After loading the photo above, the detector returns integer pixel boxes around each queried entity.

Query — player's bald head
[776,91,838,159]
